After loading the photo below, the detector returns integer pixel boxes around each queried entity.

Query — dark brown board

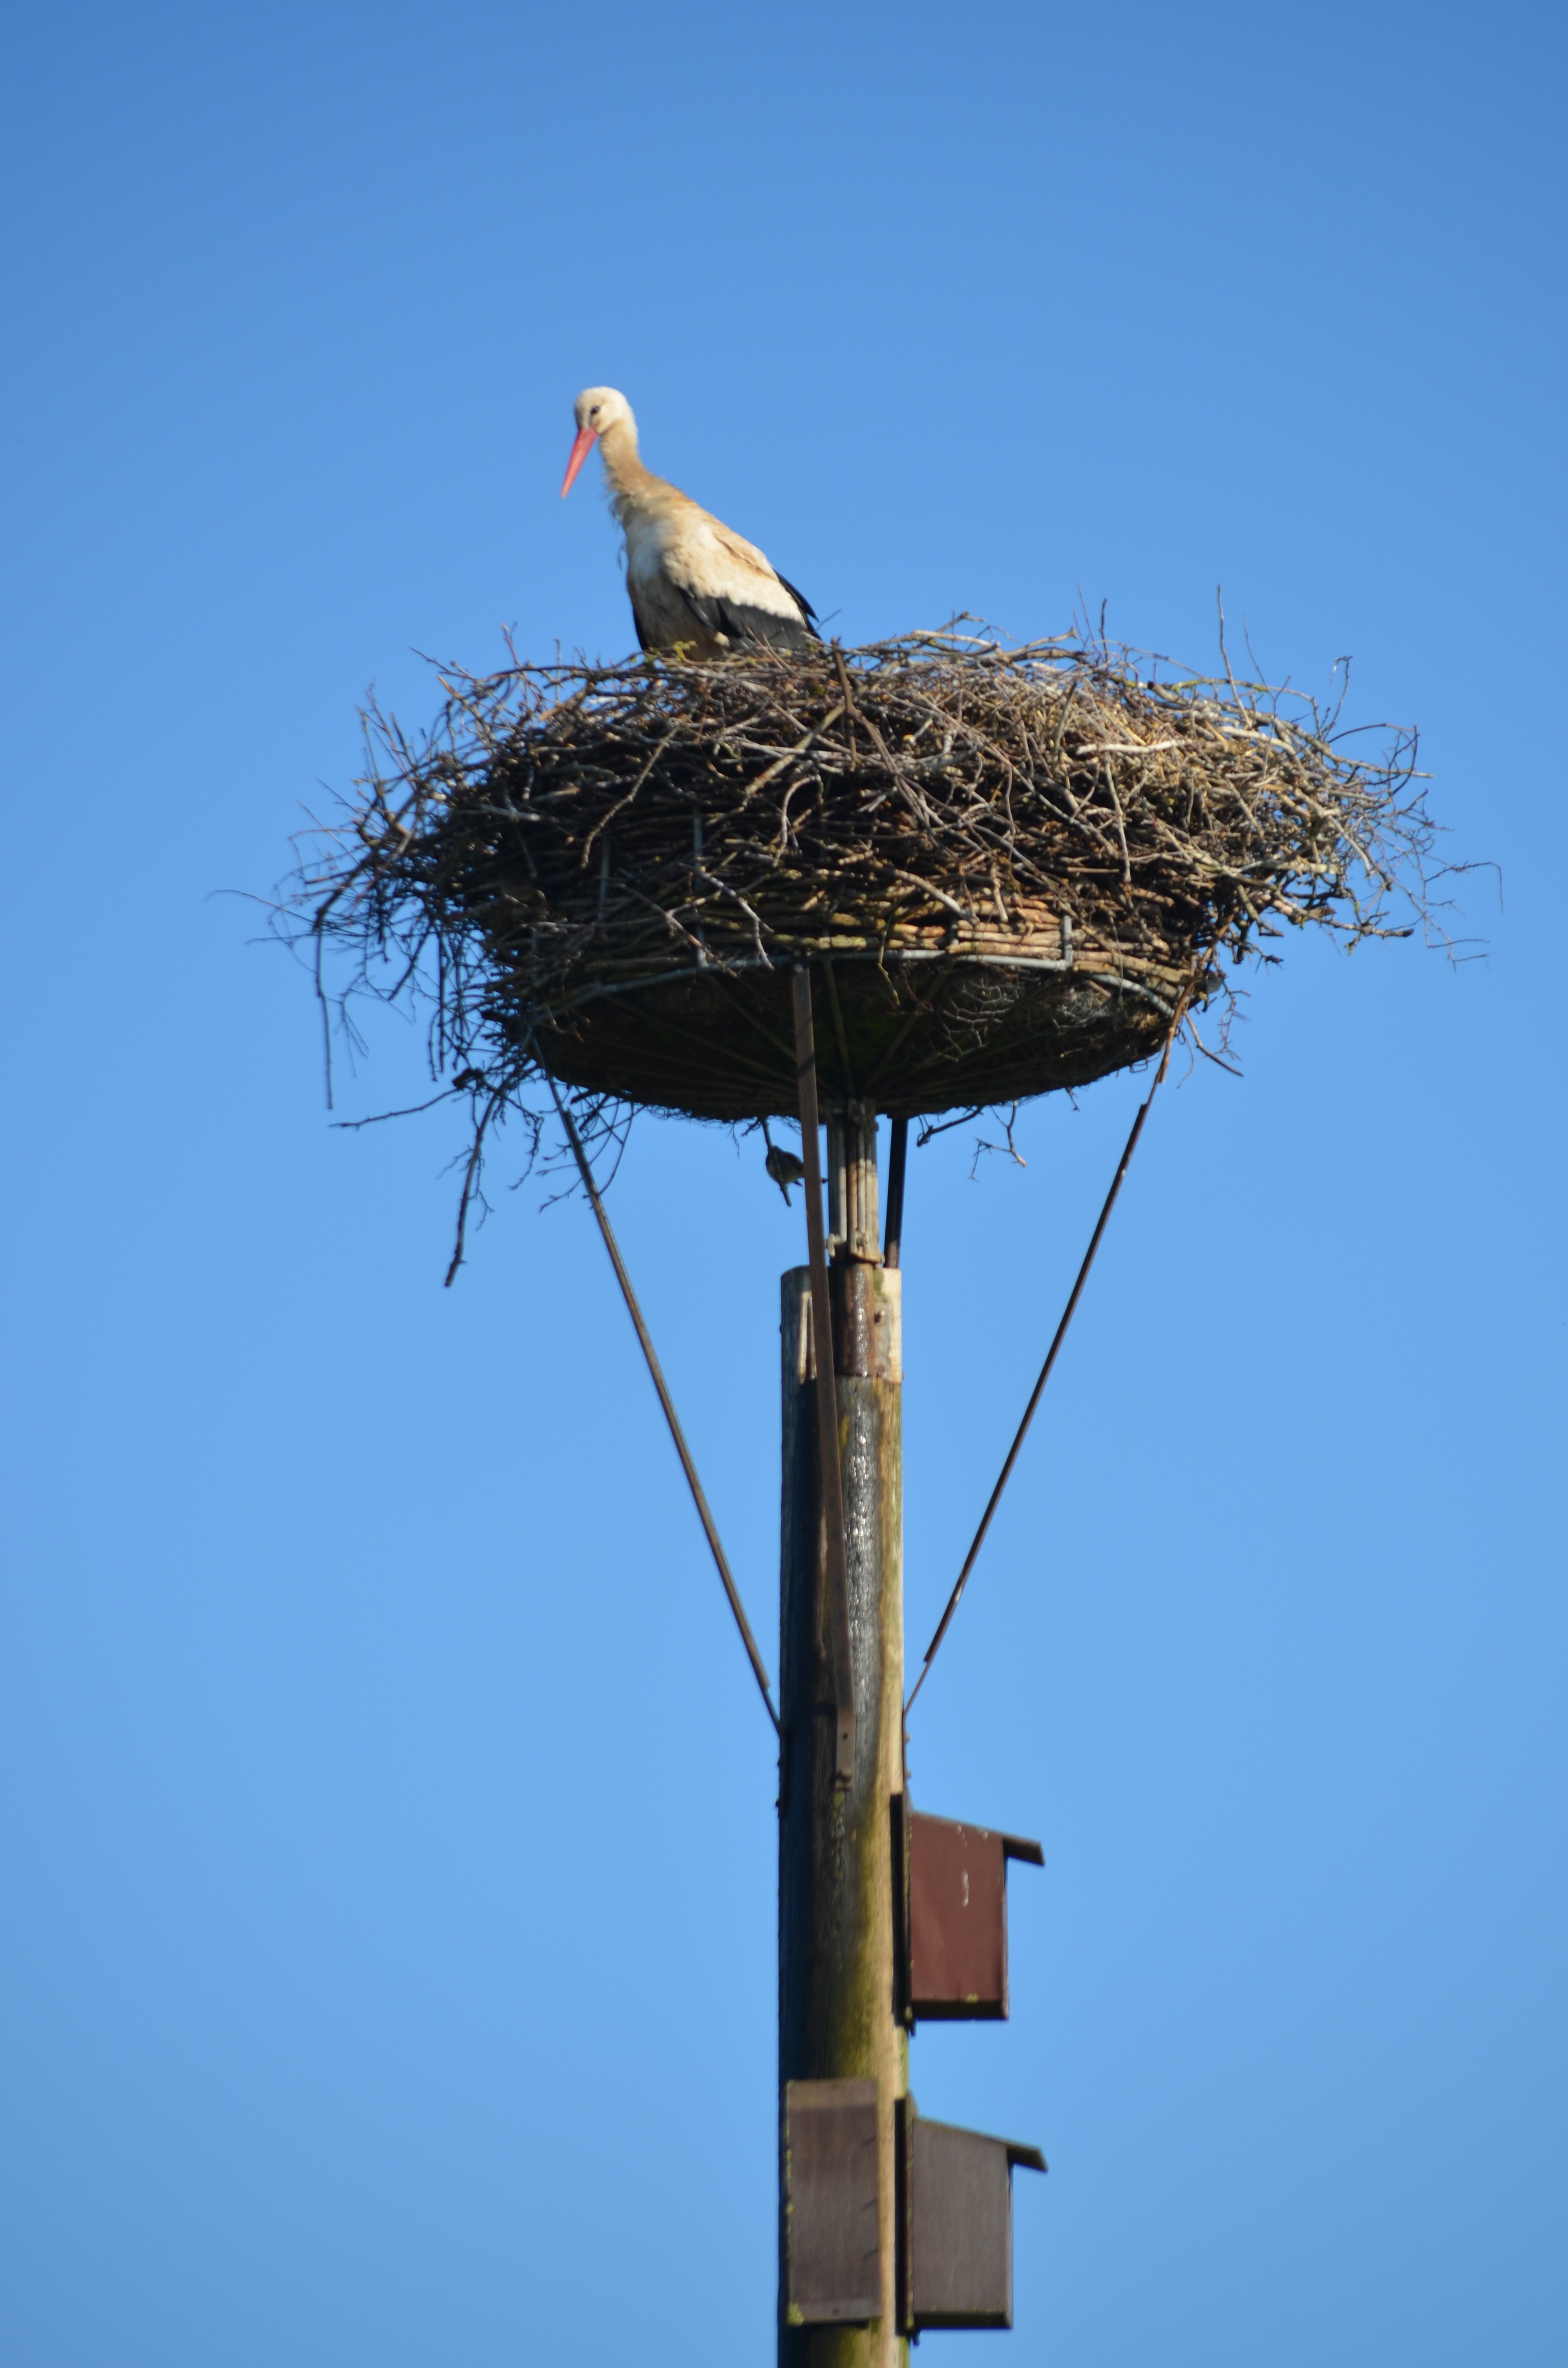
[784,2078,880,2325]
[898,2105,1048,2333]
[907,1811,1043,2021]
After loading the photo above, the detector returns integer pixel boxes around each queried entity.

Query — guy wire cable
[549,1077,780,1733]
[905,1002,1189,1716]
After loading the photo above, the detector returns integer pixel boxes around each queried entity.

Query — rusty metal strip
[882,1118,909,1270]
[791,965,856,1786]
[549,1080,780,1734]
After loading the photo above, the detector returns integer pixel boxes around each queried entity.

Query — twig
[279,623,1445,1254]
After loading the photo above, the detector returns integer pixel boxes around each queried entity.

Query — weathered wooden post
[779,1098,907,2367]
[302,627,1387,2346]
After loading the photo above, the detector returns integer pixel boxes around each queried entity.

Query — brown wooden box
[896,2098,1047,2332]
[897,1804,1044,2022]
[784,2078,881,2325]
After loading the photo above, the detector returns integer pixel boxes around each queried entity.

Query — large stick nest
[290,625,1433,1143]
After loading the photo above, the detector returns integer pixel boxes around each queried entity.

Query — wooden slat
[784,2079,881,2325]
[790,967,854,1788]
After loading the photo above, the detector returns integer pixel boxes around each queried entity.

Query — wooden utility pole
[779,1099,907,2367]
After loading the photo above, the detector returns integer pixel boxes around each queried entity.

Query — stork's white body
[562,388,817,659]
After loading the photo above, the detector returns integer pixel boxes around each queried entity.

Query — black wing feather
[676,577,819,654]
[675,583,726,637]
[774,571,819,631]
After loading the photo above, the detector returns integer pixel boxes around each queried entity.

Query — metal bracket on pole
[791,963,856,1788]
[882,1115,908,1270]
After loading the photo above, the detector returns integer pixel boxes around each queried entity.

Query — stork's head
[561,386,635,497]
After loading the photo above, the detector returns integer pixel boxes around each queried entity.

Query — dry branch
[281,622,1437,1250]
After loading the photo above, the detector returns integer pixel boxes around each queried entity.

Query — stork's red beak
[560,425,597,498]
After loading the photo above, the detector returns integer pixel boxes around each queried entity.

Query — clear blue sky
[2,4,1563,2363]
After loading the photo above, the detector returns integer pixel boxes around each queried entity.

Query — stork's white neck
[599,417,671,527]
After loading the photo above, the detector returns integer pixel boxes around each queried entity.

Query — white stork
[560,387,818,658]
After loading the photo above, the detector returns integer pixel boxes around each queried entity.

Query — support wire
[550,1080,780,1734]
[905,1015,1187,1716]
